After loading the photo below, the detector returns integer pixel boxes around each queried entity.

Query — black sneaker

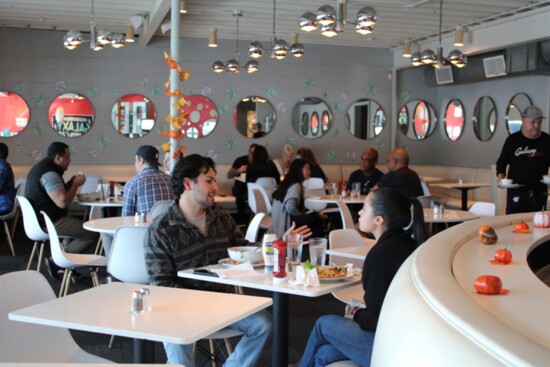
[44,257,62,280]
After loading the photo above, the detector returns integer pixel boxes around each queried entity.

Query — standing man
[346,148,384,195]
[227,143,257,225]
[496,105,550,214]
[122,145,173,217]
[25,142,98,269]
[145,154,271,366]
[376,148,423,199]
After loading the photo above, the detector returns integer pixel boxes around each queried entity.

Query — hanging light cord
[235,14,239,59]
[91,0,95,24]
[272,0,276,41]
[438,0,443,46]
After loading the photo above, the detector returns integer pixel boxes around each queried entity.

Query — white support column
[169,0,181,171]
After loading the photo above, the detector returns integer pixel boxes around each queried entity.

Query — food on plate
[223,258,240,265]
[478,226,498,244]
[533,211,550,228]
[317,266,347,279]
[303,260,316,271]
[489,248,512,264]
[512,221,530,233]
[474,275,509,295]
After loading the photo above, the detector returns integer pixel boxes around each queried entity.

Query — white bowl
[500,179,513,185]
[227,246,263,264]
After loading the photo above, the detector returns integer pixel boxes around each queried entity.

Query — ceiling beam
[139,0,170,46]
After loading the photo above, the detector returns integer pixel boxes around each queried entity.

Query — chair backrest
[417,195,434,209]
[247,183,272,214]
[16,196,49,242]
[79,176,103,194]
[88,205,103,221]
[335,199,355,230]
[41,211,73,269]
[469,201,496,216]
[107,226,149,284]
[255,177,277,189]
[149,200,172,219]
[420,179,431,196]
[0,270,104,362]
[304,188,328,212]
[303,177,325,189]
[328,229,368,268]
[245,212,266,242]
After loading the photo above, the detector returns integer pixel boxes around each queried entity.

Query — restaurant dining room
[1,0,550,366]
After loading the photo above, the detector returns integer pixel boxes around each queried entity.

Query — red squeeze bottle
[273,240,287,282]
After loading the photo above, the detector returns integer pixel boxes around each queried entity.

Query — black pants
[506,188,548,214]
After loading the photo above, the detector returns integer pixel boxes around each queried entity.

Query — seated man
[25,142,98,274]
[346,148,384,195]
[376,148,423,199]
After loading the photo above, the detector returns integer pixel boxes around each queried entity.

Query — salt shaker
[131,291,144,313]
[433,205,440,215]
[134,212,140,223]
[439,204,445,214]
[140,212,147,223]
[139,287,152,311]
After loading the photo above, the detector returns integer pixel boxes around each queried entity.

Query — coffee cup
[500,178,513,186]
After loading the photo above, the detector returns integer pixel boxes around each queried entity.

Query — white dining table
[423,208,480,224]
[430,182,490,210]
[83,216,150,235]
[326,241,375,261]
[178,266,361,367]
[305,195,366,205]
[9,282,272,363]
[76,199,123,208]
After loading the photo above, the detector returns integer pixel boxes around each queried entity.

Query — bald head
[359,148,379,173]
[387,148,409,171]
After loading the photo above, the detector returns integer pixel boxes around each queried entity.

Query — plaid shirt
[122,166,173,216]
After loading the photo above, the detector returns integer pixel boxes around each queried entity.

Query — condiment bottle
[272,240,287,283]
[135,212,140,223]
[262,233,277,274]
[131,291,144,313]
[139,287,151,311]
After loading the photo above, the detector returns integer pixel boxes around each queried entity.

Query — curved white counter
[372,213,550,366]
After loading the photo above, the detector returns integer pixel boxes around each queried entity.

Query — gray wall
[0,28,393,167]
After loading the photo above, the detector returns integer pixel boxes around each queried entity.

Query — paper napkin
[289,265,320,287]
[210,261,260,279]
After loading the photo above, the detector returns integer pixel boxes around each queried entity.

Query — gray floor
[0,219,345,365]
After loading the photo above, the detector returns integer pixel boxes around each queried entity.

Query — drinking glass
[285,233,302,275]
[329,183,338,197]
[352,182,361,197]
[309,238,327,266]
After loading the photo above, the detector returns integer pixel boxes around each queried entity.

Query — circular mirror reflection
[398,100,437,140]
[234,96,276,139]
[49,93,94,137]
[292,97,332,139]
[345,98,385,139]
[473,96,497,142]
[506,93,532,135]
[180,95,218,139]
[0,91,29,137]
[444,99,465,141]
[111,94,156,138]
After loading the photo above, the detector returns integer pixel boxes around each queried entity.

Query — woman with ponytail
[299,188,428,367]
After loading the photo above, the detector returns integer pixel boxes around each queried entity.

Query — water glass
[309,238,327,266]
[285,233,302,274]
[351,182,361,197]
[329,183,338,197]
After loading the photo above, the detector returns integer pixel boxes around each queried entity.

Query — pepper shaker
[131,291,144,313]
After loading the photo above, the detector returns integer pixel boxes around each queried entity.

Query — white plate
[318,273,354,282]
[218,258,265,268]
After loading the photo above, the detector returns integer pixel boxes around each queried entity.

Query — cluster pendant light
[247,0,304,60]
[212,10,258,74]
[299,0,378,38]
[63,0,130,51]
[409,0,467,68]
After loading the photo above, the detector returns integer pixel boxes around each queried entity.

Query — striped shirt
[122,166,173,216]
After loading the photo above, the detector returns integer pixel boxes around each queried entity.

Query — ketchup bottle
[272,240,287,283]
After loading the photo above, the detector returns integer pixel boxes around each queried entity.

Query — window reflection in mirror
[111,94,156,138]
[234,96,275,139]
[0,91,29,137]
[473,96,497,142]
[292,97,331,139]
[444,99,465,141]
[49,93,94,138]
[180,95,218,139]
[398,100,437,140]
[345,98,385,140]
[506,93,532,135]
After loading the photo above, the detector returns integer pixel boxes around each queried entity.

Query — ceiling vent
[483,55,507,78]
[435,65,453,85]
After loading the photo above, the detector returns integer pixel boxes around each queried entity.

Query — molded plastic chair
[303,177,325,189]
[107,226,149,284]
[149,199,172,219]
[0,185,23,256]
[42,211,107,297]
[335,199,355,230]
[417,195,434,209]
[78,175,103,194]
[244,212,266,243]
[0,270,113,363]
[255,177,277,189]
[247,183,273,228]
[326,360,359,367]
[420,178,431,196]
[469,201,496,216]
[17,196,51,272]
[88,205,105,255]
[328,229,370,268]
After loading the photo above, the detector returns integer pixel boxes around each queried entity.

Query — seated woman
[246,145,280,185]
[271,159,323,238]
[0,143,16,216]
[299,188,428,367]
[273,144,294,177]
[296,147,327,182]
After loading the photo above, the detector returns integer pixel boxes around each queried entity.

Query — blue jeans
[164,309,271,367]
[300,315,375,367]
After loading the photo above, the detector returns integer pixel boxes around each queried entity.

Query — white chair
[335,199,355,230]
[42,211,107,297]
[417,195,434,209]
[107,226,149,284]
[420,178,431,196]
[149,199,172,219]
[78,175,103,194]
[303,177,325,189]
[469,201,496,216]
[255,177,277,189]
[0,185,23,256]
[247,183,273,228]
[245,212,266,243]
[328,229,370,268]
[88,205,105,255]
[326,361,359,367]
[18,196,51,272]
[0,270,113,363]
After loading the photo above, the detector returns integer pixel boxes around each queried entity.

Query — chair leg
[224,338,234,355]
[26,241,38,270]
[90,268,100,287]
[94,238,103,255]
[36,242,45,272]
[3,221,15,256]
[209,339,218,367]
[108,335,116,348]
[58,268,69,297]
[64,269,74,297]
[10,210,19,239]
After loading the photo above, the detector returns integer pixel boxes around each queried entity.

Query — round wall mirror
[180,95,218,139]
[399,100,437,140]
[49,93,94,137]
[473,96,497,141]
[111,94,156,138]
[234,96,275,139]
[345,98,385,139]
[0,91,29,137]
[291,97,332,139]
[444,99,465,141]
[506,93,532,135]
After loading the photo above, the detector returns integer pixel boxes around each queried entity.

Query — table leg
[272,291,289,367]
[133,338,155,363]
[461,189,468,211]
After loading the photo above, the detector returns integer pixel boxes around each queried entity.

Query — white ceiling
[0,0,549,50]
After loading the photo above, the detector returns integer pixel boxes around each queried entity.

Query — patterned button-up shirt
[122,166,173,216]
